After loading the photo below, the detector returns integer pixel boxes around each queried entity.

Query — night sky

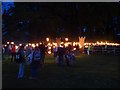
[2,2,120,43]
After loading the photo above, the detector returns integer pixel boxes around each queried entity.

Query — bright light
[48,51,51,54]
[73,42,75,46]
[65,43,68,47]
[60,44,64,47]
[7,42,9,44]
[46,38,49,42]
[48,47,51,49]
[11,42,14,44]
[32,44,35,48]
[53,42,57,47]
[79,44,82,48]
[73,48,76,50]
[105,41,108,44]
[4,44,7,47]
[36,43,39,47]
[85,45,88,48]
[65,38,68,41]
[96,41,99,44]
[48,43,51,46]
[39,42,42,45]
[61,42,64,44]
[29,43,31,46]
[26,44,28,47]
[15,46,19,49]
[19,44,22,46]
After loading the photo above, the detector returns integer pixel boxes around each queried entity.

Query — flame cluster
[3,40,120,54]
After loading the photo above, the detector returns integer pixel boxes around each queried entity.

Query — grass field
[2,54,120,88]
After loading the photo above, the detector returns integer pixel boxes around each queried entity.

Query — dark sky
[2,2,120,43]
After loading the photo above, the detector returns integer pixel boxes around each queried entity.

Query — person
[65,50,75,66]
[57,44,65,66]
[65,50,70,66]
[69,51,75,66]
[53,46,58,57]
[2,45,5,54]
[39,43,46,65]
[17,45,26,79]
[87,45,91,55]
[29,47,41,79]
[25,45,32,57]
[11,44,16,62]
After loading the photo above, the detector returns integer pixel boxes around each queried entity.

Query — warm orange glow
[4,41,120,51]
[39,42,42,45]
[48,47,51,49]
[52,42,57,47]
[48,43,51,46]
[32,44,35,48]
[65,43,69,47]
[48,51,51,54]
[65,38,68,41]
[79,44,82,48]
[61,42,64,44]
[46,38,49,42]
[85,46,88,48]
[36,43,39,47]
[73,48,76,50]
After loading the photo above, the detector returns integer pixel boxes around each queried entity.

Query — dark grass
[2,54,120,88]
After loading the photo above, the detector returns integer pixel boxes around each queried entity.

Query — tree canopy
[2,2,120,43]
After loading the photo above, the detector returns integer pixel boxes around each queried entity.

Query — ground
[2,54,120,88]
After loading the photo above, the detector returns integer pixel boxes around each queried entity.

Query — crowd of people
[2,43,76,79]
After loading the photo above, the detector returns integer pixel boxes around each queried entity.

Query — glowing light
[29,43,31,46]
[73,42,76,46]
[61,42,64,44]
[15,46,19,49]
[48,51,51,54]
[46,38,49,42]
[65,43,68,47]
[52,42,57,46]
[39,42,42,45]
[79,45,82,48]
[32,44,35,48]
[19,44,22,46]
[7,42,9,44]
[60,44,64,47]
[11,42,14,44]
[48,47,51,49]
[96,41,99,45]
[48,43,51,46]
[73,48,76,51]
[65,38,68,41]
[85,46,88,48]
[36,43,39,47]
[26,44,28,47]
[4,44,7,47]
[105,41,108,44]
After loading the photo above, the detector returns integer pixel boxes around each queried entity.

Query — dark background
[2,2,120,43]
